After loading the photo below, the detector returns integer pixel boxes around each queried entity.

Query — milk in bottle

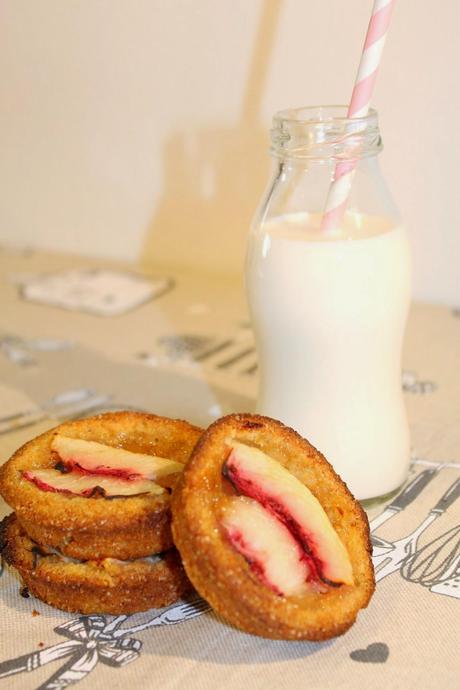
[246,107,411,500]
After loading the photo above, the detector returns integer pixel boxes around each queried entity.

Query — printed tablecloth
[0,247,458,689]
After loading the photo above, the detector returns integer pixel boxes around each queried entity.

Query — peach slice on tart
[51,435,184,481]
[23,468,164,498]
[221,496,320,597]
[171,413,375,641]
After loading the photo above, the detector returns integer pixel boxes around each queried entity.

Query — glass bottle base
[360,480,407,511]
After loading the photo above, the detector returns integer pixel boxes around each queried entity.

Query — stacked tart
[0,411,202,614]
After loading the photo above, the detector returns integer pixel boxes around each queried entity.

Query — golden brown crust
[171,413,375,641]
[0,411,203,559]
[2,514,191,614]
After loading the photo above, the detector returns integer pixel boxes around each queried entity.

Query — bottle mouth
[274,105,378,126]
[271,105,382,161]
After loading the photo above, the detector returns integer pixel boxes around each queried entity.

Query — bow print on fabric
[0,597,210,689]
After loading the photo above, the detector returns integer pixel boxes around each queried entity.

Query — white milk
[246,212,411,500]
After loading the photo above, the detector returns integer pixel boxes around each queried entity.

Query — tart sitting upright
[171,413,375,641]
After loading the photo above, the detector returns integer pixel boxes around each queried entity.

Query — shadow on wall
[140,0,282,278]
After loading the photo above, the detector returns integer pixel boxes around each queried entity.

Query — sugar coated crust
[171,413,375,641]
[0,411,203,559]
[1,514,191,614]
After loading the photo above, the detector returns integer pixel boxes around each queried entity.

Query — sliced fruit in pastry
[22,468,164,497]
[51,435,184,480]
[223,441,353,586]
[221,496,318,596]
[171,413,375,640]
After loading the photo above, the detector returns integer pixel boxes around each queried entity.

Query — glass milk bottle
[246,106,411,501]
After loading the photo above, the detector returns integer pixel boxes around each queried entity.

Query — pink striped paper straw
[322,0,395,233]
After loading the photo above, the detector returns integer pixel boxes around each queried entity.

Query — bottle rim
[270,105,382,161]
[273,105,378,125]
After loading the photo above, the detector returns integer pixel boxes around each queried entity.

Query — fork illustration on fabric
[0,596,211,688]
[372,476,460,583]
[370,467,440,541]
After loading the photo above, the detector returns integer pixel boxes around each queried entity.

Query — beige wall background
[0,0,458,306]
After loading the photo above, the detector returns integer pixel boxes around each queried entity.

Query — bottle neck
[270,106,382,164]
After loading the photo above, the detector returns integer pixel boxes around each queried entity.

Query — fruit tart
[171,413,375,640]
[0,411,203,560]
[1,514,191,614]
